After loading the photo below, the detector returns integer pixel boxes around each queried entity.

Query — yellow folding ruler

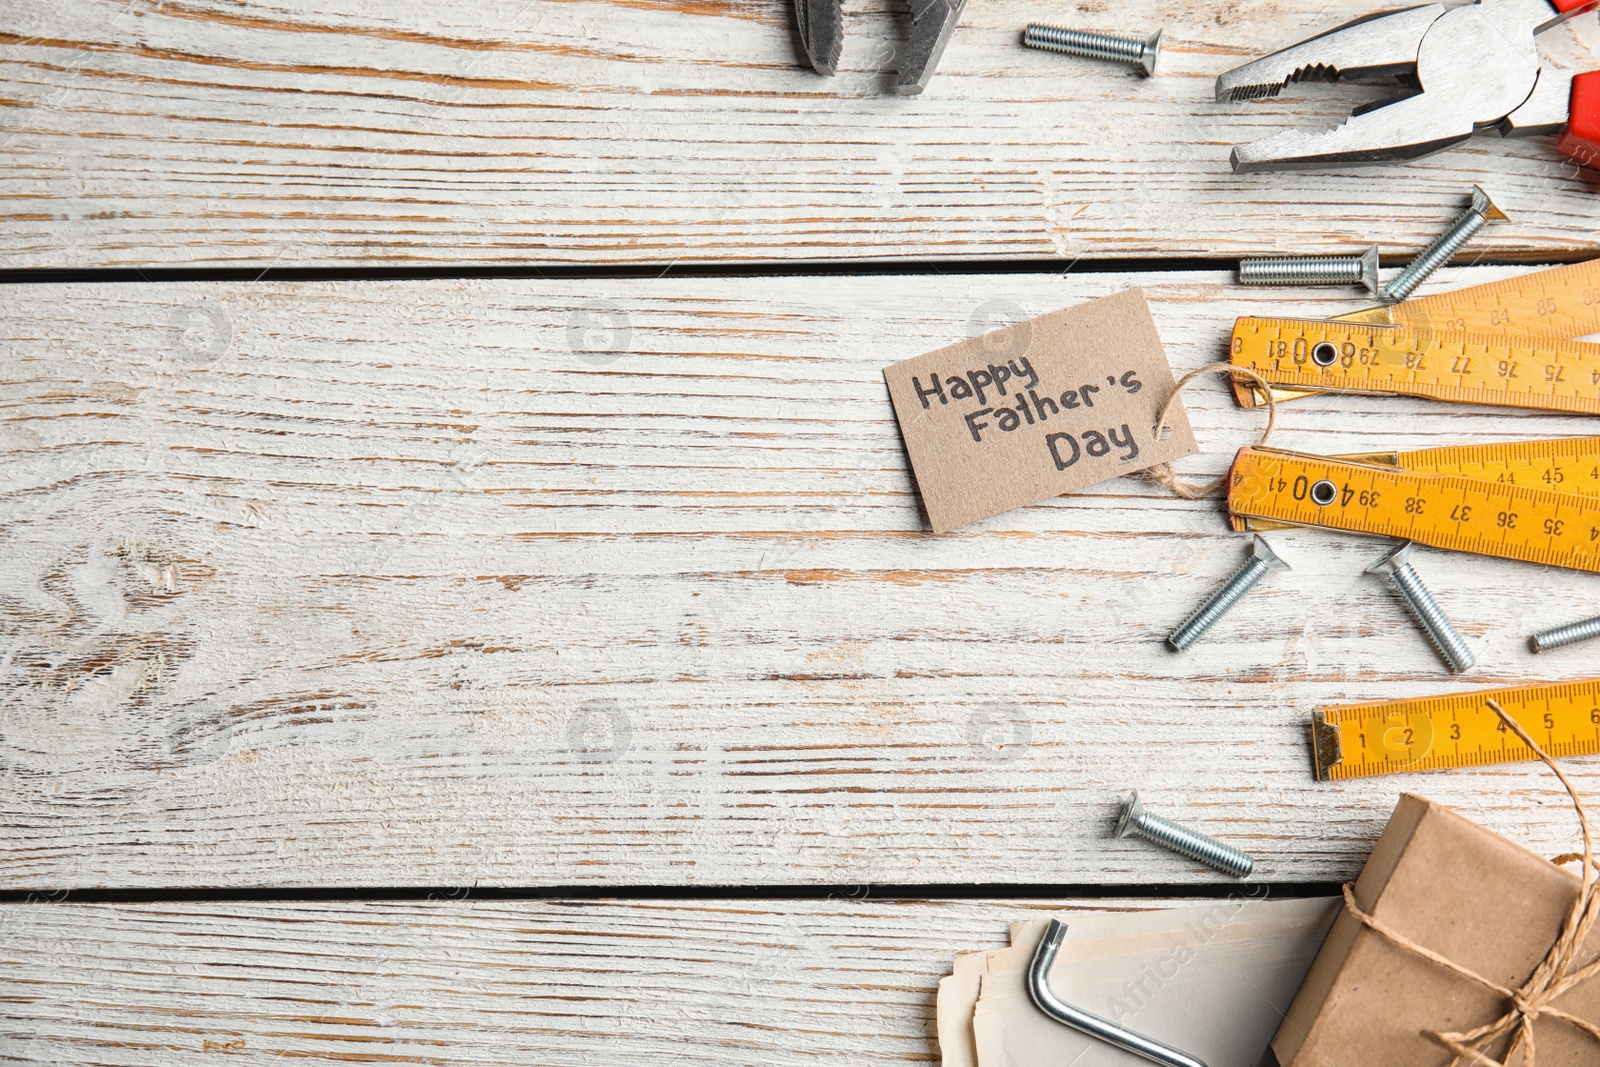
[1226,437,1600,573]
[1228,259,1600,414]
[1311,680,1600,780]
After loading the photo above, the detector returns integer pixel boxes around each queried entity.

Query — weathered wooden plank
[0,897,1295,1066]
[1,0,1597,268]
[2,267,1598,888]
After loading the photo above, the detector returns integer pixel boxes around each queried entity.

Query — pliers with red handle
[1216,0,1600,171]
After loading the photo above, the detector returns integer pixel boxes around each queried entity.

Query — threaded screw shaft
[1116,792,1254,878]
[1022,24,1162,77]
[1238,245,1379,294]
[1383,185,1509,303]
[1387,564,1476,671]
[1168,557,1270,650]
[1531,614,1600,654]
[1368,544,1476,673]
[1168,536,1288,652]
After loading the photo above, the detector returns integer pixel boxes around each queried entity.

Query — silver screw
[1238,245,1380,295]
[1382,185,1509,303]
[1167,536,1289,651]
[1022,24,1162,77]
[1530,614,1600,654]
[1366,543,1476,673]
[1116,791,1254,878]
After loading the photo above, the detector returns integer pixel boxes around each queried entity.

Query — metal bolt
[1382,185,1509,303]
[1238,245,1380,295]
[1167,536,1289,652]
[1115,791,1254,878]
[1366,543,1476,673]
[1022,24,1162,77]
[1530,614,1600,654]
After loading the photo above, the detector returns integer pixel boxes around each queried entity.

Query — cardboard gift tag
[884,289,1198,533]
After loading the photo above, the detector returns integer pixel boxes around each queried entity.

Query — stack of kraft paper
[937,897,1337,1067]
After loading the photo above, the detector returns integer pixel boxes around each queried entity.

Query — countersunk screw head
[1115,790,1144,838]
[1249,534,1291,570]
[1022,24,1163,77]
[1365,541,1414,575]
[1382,185,1509,304]
[1470,184,1510,222]
[1138,29,1162,77]
[1166,534,1290,652]
[1359,244,1380,295]
[1112,789,1256,878]
[1365,541,1476,673]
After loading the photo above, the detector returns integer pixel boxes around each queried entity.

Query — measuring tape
[1226,445,1600,573]
[1230,259,1600,413]
[1235,437,1600,532]
[1311,680,1600,780]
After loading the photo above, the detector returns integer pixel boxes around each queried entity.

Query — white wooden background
[5,2,1600,1065]
[4,268,1599,891]
[0,0,1598,267]
[6,896,1265,1066]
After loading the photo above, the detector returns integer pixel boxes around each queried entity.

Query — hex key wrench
[1028,919,1211,1067]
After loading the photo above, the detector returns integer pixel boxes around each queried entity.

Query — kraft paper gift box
[1271,793,1600,1067]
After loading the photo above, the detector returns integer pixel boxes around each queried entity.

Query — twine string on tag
[1142,363,1279,500]
[1340,699,1600,1067]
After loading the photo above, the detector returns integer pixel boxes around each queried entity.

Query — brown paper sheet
[884,289,1198,533]
[936,949,991,1067]
[936,897,1338,1067]
[1272,794,1600,1067]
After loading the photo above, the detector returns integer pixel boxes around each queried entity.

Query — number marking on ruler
[1229,318,1600,414]
[1384,436,1600,494]
[1311,680,1600,780]
[1345,258,1600,339]
[1229,259,1600,412]
[1226,446,1600,573]
[1233,437,1600,532]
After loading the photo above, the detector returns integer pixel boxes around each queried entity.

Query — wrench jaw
[897,0,967,95]
[1214,4,1445,103]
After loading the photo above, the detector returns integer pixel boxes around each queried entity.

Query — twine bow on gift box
[1341,700,1600,1067]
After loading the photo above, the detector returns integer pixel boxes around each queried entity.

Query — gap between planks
[1,0,1598,267]
[1,267,1598,891]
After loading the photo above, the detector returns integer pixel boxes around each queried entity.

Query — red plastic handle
[1557,70,1600,168]
[1550,0,1597,13]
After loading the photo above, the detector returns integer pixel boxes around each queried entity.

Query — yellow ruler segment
[1236,437,1600,532]
[1226,446,1600,573]
[1229,317,1600,414]
[1384,436,1600,492]
[1231,258,1600,411]
[1311,680,1600,781]
[1343,258,1600,338]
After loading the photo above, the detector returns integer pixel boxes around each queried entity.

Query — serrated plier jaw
[791,0,966,93]
[794,0,843,77]
[1217,0,1598,171]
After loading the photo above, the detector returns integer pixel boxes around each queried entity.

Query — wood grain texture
[0,897,1265,1066]
[3,266,1600,889]
[1,0,1598,268]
